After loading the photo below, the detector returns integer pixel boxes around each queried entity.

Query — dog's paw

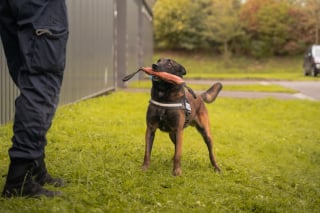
[214,166,221,173]
[172,168,182,176]
[141,164,149,171]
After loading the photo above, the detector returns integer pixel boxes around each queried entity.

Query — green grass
[128,80,297,93]
[0,92,319,212]
[153,51,320,81]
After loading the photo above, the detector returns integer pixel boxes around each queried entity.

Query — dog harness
[149,99,184,108]
[149,96,192,128]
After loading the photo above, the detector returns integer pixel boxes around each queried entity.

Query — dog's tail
[201,82,223,103]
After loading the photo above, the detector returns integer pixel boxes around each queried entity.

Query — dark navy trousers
[0,0,68,160]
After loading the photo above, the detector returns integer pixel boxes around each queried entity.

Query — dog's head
[152,58,186,77]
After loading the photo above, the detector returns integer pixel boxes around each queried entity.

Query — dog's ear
[179,64,187,76]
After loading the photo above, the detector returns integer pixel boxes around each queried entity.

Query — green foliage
[240,0,292,57]
[303,0,320,44]
[0,92,319,212]
[258,1,290,52]
[153,0,319,56]
[153,0,207,50]
[285,6,314,54]
[204,0,244,62]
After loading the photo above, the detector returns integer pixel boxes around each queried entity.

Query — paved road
[272,81,320,100]
[186,79,320,101]
[125,79,320,101]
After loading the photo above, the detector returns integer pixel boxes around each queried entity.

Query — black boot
[33,156,65,187]
[1,158,61,198]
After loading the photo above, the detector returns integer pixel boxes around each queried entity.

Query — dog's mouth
[152,59,186,78]
[152,63,175,74]
[152,64,166,81]
[151,64,169,82]
[152,76,161,82]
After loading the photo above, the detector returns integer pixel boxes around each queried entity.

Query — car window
[312,46,320,58]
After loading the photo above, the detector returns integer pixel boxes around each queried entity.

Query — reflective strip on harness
[149,99,184,108]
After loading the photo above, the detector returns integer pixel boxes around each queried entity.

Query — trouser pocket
[11,0,68,74]
[29,27,68,74]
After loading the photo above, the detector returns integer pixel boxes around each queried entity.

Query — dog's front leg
[172,129,183,176]
[142,127,156,171]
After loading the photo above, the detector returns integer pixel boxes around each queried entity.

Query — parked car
[303,45,320,77]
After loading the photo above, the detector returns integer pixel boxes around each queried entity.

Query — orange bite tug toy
[122,67,185,85]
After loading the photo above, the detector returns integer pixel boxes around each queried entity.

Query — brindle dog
[142,58,222,176]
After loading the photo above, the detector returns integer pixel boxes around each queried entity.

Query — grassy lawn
[0,91,319,212]
[153,51,320,81]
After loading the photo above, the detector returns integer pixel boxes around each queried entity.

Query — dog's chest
[149,101,192,132]
[157,109,179,132]
[159,116,170,131]
[150,80,192,131]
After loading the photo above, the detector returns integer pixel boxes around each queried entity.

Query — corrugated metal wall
[61,0,115,104]
[0,0,153,125]
[141,4,154,71]
[0,48,20,125]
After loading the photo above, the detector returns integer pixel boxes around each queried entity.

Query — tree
[204,0,243,63]
[257,1,291,55]
[240,0,292,57]
[285,4,315,54]
[304,0,320,44]
[152,0,315,56]
[153,0,207,50]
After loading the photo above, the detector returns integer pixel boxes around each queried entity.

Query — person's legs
[2,158,60,198]
[0,0,23,85]
[0,0,68,198]
[34,154,65,187]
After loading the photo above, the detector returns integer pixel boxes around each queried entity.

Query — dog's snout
[152,64,158,70]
